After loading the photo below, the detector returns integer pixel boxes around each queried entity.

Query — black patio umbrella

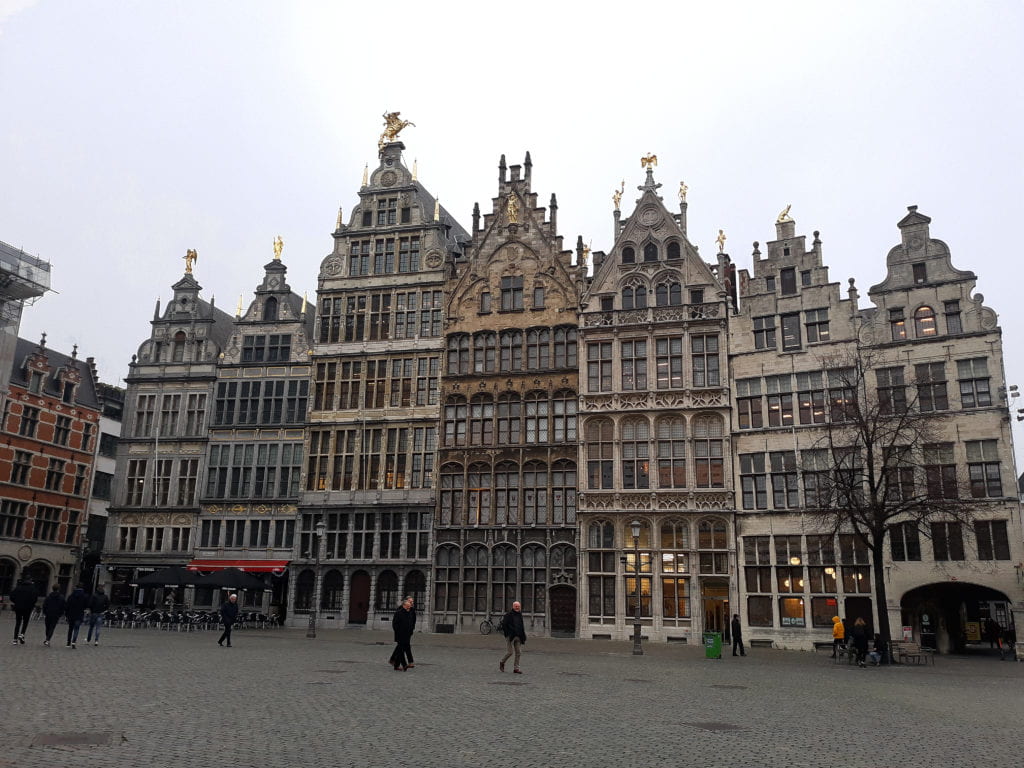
[136,566,201,587]
[193,569,268,591]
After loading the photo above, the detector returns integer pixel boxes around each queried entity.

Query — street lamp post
[630,519,643,656]
[306,520,326,639]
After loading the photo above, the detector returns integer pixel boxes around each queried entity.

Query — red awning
[187,559,289,574]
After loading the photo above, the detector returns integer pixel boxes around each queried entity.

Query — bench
[834,644,859,664]
[891,641,935,666]
[814,641,836,653]
[749,639,774,649]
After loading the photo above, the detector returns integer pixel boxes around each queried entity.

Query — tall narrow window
[620,418,650,489]
[780,267,797,295]
[781,314,801,351]
[621,339,647,391]
[957,358,991,409]
[586,419,614,490]
[690,334,719,387]
[587,342,613,393]
[944,300,962,334]
[890,308,906,341]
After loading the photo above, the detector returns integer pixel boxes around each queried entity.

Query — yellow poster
[965,621,981,643]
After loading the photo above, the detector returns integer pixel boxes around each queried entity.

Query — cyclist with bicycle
[498,601,527,674]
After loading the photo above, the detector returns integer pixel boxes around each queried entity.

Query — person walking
[851,617,869,667]
[731,613,746,657]
[831,615,846,658]
[64,586,88,649]
[499,600,527,674]
[389,596,417,671]
[9,578,38,645]
[86,586,110,646]
[41,586,65,647]
[217,593,238,647]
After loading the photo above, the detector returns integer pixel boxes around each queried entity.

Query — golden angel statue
[507,194,520,224]
[716,229,727,253]
[612,180,624,211]
[273,235,284,260]
[640,153,658,170]
[678,180,688,202]
[777,204,793,223]
[379,111,415,151]
[183,248,198,274]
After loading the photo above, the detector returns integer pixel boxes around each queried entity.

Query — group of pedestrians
[8,579,110,648]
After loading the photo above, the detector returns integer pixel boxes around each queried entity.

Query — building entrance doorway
[702,580,730,641]
[23,561,51,598]
[348,570,370,624]
[549,585,576,636]
[901,582,1014,654]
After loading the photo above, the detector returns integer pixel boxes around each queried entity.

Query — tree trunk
[871,540,893,664]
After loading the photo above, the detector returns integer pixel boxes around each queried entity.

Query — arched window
[661,518,690,549]
[644,243,658,262]
[697,518,729,574]
[499,330,523,371]
[443,396,467,447]
[374,569,398,610]
[552,389,577,443]
[473,332,497,373]
[551,459,577,524]
[524,391,549,444]
[527,329,550,369]
[667,242,681,260]
[494,461,520,524]
[439,463,464,525]
[914,306,937,337]
[492,545,517,612]
[172,331,187,363]
[623,283,648,310]
[468,463,491,525]
[586,418,614,489]
[588,520,614,548]
[622,286,635,310]
[622,246,636,264]
[621,417,651,489]
[553,327,577,368]
[522,460,548,524]
[295,569,316,610]
[693,415,724,488]
[469,394,494,446]
[434,547,460,612]
[320,569,344,610]
[263,296,278,322]
[447,334,469,375]
[403,570,426,611]
[497,393,522,444]
[462,545,488,613]
[655,281,682,307]
[656,416,686,488]
[521,545,547,614]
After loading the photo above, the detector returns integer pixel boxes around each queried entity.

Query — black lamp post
[630,519,643,656]
[306,520,326,639]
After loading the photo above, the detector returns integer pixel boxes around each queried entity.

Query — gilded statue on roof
[379,111,415,151]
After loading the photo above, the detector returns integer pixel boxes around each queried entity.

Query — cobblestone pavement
[0,613,1020,768]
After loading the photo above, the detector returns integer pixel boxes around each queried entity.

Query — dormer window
[172,331,187,362]
[362,211,372,227]
[913,263,927,284]
[667,242,681,260]
[28,371,43,394]
[263,296,278,322]
[622,247,636,264]
[780,267,797,296]
[62,380,76,404]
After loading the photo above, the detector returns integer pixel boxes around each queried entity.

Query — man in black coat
[86,586,110,646]
[64,586,88,648]
[217,593,239,647]
[389,596,417,671]
[9,578,37,645]
[41,586,65,647]
[499,600,527,674]
[731,613,746,657]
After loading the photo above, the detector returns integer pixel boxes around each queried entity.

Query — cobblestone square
[0,615,1020,768]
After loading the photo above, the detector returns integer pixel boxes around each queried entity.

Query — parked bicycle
[479,613,506,635]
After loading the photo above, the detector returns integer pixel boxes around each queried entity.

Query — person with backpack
[41,586,65,647]
[498,600,527,674]
[64,586,89,648]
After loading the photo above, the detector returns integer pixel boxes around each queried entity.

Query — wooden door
[549,585,577,635]
[348,570,370,624]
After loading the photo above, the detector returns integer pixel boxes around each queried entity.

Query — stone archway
[900,582,1014,654]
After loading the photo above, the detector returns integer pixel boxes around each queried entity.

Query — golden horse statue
[379,111,415,150]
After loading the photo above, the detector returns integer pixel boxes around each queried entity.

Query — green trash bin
[703,631,723,659]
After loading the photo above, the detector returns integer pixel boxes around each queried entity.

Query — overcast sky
[2,1,1023,450]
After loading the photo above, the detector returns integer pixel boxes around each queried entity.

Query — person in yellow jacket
[832,615,846,658]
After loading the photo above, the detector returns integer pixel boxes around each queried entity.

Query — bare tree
[802,345,975,660]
